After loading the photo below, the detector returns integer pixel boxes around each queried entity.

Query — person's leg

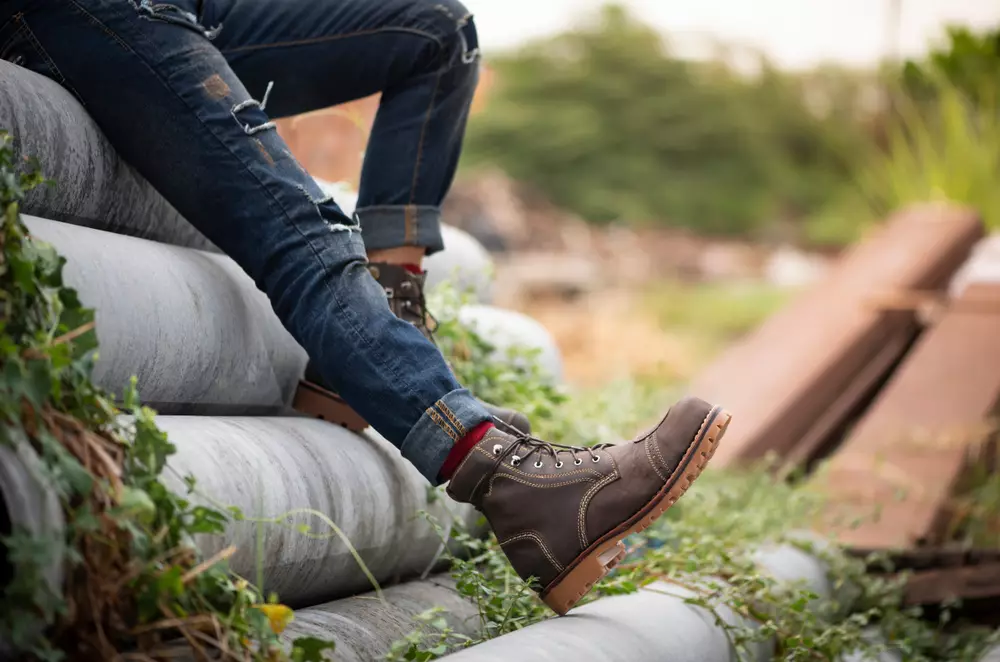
[208,0,479,261]
[203,0,528,433]
[1,0,734,617]
[0,0,487,482]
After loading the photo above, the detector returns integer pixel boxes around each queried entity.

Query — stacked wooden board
[687,202,1000,607]
[690,203,984,470]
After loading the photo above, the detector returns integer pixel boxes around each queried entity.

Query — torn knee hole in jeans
[296,185,361,235]
[129,0,222,39]
[433,5,480,64]
[231,81,276,135]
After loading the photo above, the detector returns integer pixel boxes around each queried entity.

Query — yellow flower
[255,604,294,635]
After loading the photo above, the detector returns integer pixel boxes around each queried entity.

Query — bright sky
[467,0,1000,70]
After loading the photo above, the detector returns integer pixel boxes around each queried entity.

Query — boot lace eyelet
[574,458,583,466]
[592,456,601,463]
[555,461,564,468]
[534,461,543,468]
[511,455,521,466]
[492,444,503,455]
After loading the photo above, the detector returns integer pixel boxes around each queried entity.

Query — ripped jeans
[0,0,491,483]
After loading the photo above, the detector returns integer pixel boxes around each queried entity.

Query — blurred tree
[902,26,1000,106]
[462,4,867,237]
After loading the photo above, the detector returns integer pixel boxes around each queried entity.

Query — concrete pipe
[426,226,495,304]
[158,416,479,607]
[26,217,550,414]
[0,61,214,251]
[0,441,65,656]
[283,577,480,662]
[458,305,563,384]
[24,216,306,415]
[840,630,902,662]
[980,640,1000,662]
[438,544,841,662]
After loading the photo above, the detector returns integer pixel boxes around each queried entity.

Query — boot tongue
[367,263,429,330]
[445,428,516,505]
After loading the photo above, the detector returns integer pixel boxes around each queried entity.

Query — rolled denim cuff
[356,204,445,255]
[400,387,491,485]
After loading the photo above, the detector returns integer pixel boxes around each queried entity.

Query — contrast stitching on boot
[485,473,593,499]
[645,436,667,481]
[499,531,564,573]
[426,406,458,442]
[577,470,619,549]
[437,401,466,438]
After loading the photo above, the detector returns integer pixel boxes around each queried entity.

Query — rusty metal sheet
[689,203,984,468]
[818,282,1000,550]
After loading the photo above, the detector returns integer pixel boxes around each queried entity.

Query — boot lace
[491,417,615,471]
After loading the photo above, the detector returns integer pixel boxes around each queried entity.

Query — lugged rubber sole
[292,380,369,433]
[540,405,732,615]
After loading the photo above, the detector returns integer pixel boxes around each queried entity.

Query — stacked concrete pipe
[0,61,214,251]
[980,640,1000,662]
[1,57,908,662]
[431,543,868,662]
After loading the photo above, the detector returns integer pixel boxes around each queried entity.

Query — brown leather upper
[447,396,716,590]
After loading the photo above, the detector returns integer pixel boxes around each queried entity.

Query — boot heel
[293,381,369,433]
[542,539,626,615]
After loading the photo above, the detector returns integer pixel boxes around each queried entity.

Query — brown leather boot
[446,396,731,615]
[293,262,531,434]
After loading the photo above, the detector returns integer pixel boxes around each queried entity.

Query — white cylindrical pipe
[426,226,494,304]
[0,441,65,656]
[283,577,479,662]
[458,305,563,383]
[24,216,306,415]
[159,416,477,607]
[0,61,214,251]
[437,545,841,662]
[980,640,1000,662]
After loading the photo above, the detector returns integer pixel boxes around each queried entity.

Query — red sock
[402,263,423,275]
[439,421,494,481]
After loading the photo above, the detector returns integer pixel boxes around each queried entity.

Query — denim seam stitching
[63,0,430,421]
[408,67,444,205]
[431,402,462,439]
[219,26,443,55]
[426,407,458,441]
[66,1,132,50]
[437,402,467,438]
[16,15,81,99]
[404,204,415,245]
[357,204,439,212]
[0,22,26,61]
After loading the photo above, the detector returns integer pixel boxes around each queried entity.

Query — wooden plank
[689,203,983,468]
[817,282,1000,549]
[902,563,1000,605]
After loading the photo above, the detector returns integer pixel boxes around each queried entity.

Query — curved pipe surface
[0,61,214,251]
[159,416,478,607]
[24,216,306,415]
[436,544,842,662]
[283,577,479,662]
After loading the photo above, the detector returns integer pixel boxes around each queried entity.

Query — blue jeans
[0,0,491,483]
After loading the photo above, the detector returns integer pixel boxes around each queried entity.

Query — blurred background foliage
[460,4,1000,246]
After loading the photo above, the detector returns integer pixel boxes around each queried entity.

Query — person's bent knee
[404,0,480,68]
